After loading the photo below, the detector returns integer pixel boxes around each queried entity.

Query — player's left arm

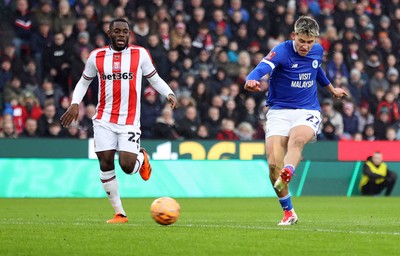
[317,67,347,99]
[142,49,177,109]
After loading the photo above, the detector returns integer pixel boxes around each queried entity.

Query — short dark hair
[109,18,130,30]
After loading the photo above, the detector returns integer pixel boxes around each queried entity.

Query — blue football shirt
[246,40,331,111]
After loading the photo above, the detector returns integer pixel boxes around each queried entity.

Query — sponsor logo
[291,64,298,68]
[102,72,134,80]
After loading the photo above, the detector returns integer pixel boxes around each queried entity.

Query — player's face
[293,32,316,57]
[108,21,130,51]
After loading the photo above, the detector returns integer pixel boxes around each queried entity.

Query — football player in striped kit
[61,18,177,223]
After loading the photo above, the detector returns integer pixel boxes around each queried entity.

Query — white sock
[131,152,144,174]
[100,170,126,216]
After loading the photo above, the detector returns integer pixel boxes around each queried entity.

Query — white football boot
[278,209,298,226]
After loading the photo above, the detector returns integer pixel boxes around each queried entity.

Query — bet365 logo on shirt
[102,72,134,80]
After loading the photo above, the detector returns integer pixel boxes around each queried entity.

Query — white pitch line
[2,221,399,236]
[176,223,400,236]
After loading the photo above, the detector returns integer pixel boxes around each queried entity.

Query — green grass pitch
[1,197,399,256]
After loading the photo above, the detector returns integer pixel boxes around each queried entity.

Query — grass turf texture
[1,197,399,256]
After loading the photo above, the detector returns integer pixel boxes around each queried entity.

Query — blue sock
[278,194,293,211]
[284,164,295,175]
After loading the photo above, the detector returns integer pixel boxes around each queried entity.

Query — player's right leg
[266,135,298,225]
[94,120,128,223]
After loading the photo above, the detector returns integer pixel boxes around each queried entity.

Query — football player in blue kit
[244,16,347,225]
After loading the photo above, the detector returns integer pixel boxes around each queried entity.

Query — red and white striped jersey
[83,45,156,126]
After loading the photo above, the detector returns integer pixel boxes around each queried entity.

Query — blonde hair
[294,16,320,37]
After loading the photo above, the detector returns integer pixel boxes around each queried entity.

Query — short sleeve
[83,51,98,78]
[141,48,156,77]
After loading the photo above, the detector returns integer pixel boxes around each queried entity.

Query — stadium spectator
[355,101,374,134]
[3,76,24,105]
[186,7,206,39]
[72,31,95,61]
[341,101,359,139]
[151,107,180,140]
[216,117,238,140]
[141,86,163,139]
[326,51,349,83]
[368,86,386,117]
[176,105,200,139]
[20,59,42,93]
[2,96,27,135]
[59,18,177,224]
[348,68,368,106]
[37,101,59,137]
[0,119,17,138]
[320,98,344,136]
[209,8,232,40]
[29,20,53,77]
[236,121,255,141]
[244,16,347,226]
[376,91,399,124]
[42,32,72,94]
[0,0,399,143]
[46,120,63,138]
[203,106,221,139]
[362,124,376,141]
[385,126,398,141]
[53,0,76,34]
[79,103,95,138]
[95,0,115,21]
[146,33,168,78]
[33,0,54,27]
[387,67,399,86]
[22,92,43,121]
[19,117,39,138]
[0,59,14,92]
[195,123,210,139]
[11,0,34,59]
[317,121,340,141]
[34,76,65,109]
[374,107,391,140]
[223,98,239,125]
[360,151,397,196]
[133,18,150,47]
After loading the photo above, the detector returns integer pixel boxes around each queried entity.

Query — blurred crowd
[0,0,399,141]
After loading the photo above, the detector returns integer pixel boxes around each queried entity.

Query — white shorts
[93,119,141,154]
[265,109,322,138]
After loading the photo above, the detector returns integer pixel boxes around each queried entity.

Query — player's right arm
[244,44,284,92]
[60,52,97,127]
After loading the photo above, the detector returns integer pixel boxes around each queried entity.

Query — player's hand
[244,80,261,92]
[332,87,348,99]
[60,104,79,127]
[167,94,177,109]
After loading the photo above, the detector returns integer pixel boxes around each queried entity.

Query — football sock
[100,170,126,216]
[278,194,293,211]
[284,164,295,175]
[132,152,144,174]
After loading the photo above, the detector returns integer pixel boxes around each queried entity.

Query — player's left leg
[119,149,151,181]
[118,126,152,181]
[275,108,320,189]
[284,125,315,168]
